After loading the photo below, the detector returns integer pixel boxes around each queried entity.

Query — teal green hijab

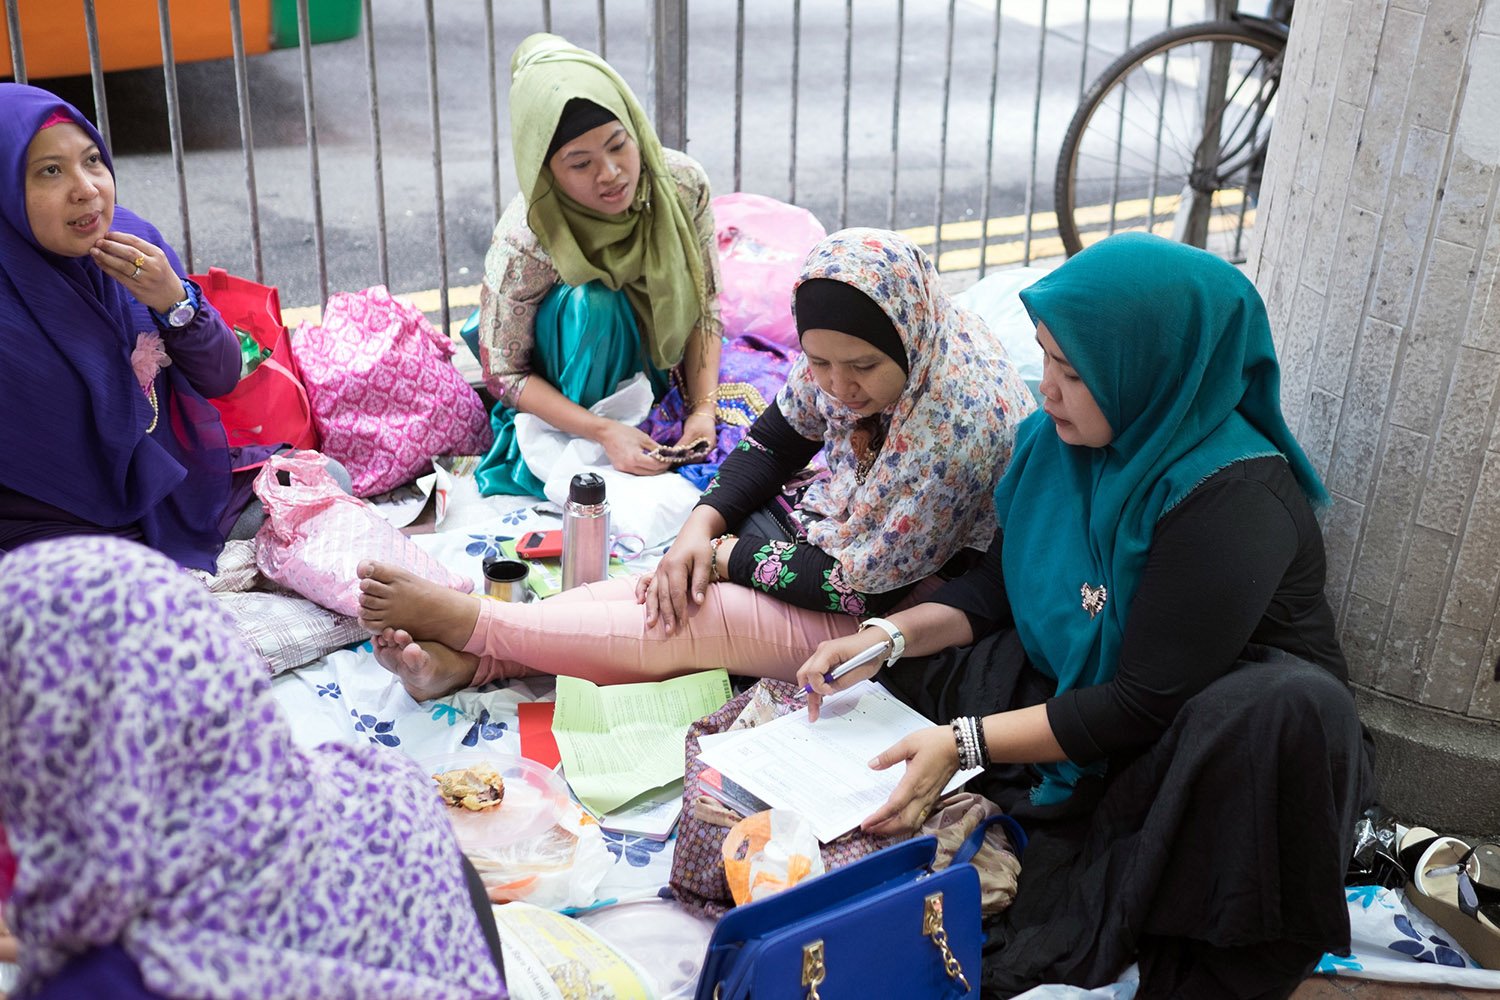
[995,233,1328,804]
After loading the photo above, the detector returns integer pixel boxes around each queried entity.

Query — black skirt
[881,632,1375,1000]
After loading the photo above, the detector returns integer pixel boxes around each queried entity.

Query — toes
[400,641,432,674]
[359,577,391,599]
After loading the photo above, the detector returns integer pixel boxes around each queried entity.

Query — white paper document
[695,681,981,843]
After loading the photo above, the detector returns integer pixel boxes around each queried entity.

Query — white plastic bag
[467,801,612,910]
[514,373,702,548]
[952,266,1051,399]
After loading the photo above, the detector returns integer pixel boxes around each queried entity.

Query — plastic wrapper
[1345,804,1403,888]
[712,192,826,352]
[492,901,656,1000]
[470,806,612,911]
[253,449,472,616]
[721,809,825,906]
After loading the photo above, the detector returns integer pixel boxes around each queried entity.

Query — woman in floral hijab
[0,537,505,999]
[355,229,1036,696]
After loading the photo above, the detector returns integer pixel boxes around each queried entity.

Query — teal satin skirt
[475,281,668,496]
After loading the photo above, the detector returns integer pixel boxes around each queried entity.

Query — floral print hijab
[779,228,1036,593]
[0,537,504,999]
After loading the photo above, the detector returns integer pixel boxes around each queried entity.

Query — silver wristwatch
[160,283,200,328]
[164,296,197,328]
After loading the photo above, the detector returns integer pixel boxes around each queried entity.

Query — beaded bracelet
[708,534,736,584]
[950,716,991,771]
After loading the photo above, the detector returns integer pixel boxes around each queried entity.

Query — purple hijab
[0,537,506,999]
[0,83,231,571]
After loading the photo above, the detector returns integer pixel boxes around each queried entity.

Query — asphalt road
[34,0,1187,311]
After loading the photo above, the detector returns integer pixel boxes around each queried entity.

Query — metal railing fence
[2,0,1222,322]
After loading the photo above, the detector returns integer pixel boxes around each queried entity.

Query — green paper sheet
[553,670,733,815]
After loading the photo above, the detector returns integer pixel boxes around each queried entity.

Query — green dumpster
[271,0,361,48]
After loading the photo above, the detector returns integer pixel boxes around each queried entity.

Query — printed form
[696,681,980,842]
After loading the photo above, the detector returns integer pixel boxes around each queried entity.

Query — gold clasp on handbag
[924,892,972,994]
[802,940,826,999]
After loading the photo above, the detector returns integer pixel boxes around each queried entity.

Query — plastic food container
[420,751,570,851]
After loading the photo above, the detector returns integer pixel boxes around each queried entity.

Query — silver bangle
[859,616,906,666]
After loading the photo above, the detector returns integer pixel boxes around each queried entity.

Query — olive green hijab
[509,33,707,370]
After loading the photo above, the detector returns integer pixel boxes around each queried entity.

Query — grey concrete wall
[1250,0,1500,827]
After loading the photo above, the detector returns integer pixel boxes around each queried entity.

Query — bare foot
[357,560,480,650]
[372,627,481,701]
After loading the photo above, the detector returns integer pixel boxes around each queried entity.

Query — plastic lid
[569,472,606,505]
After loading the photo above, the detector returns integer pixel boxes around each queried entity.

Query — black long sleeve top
[696,401,916,616]
[931,456,1347,764]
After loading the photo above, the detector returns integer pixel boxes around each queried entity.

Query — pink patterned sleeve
[477,195,560,406]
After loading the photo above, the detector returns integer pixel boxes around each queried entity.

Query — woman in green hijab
[797,234,1373,997]
[472,33,722,495]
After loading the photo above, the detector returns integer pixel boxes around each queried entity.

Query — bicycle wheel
[1055,19,1287,262]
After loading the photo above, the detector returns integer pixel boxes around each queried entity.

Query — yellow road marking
[282,192,1251,322]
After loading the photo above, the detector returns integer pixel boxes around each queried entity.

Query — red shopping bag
[192,267,320,455]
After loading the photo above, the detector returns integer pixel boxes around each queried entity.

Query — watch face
[166,300,196,327]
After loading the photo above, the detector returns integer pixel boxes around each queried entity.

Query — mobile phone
[516,529,564,560]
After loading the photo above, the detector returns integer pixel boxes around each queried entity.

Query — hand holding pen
[795,636,890,722]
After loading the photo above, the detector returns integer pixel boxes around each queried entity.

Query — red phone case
[516,530,564,559]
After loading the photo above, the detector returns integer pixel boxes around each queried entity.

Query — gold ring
[132,254,146,269]
[130,265,142,279]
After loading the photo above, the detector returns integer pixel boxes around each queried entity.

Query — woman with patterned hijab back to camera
[0,536,507,1000]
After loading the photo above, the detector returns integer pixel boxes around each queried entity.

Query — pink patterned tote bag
[292,286,493,496]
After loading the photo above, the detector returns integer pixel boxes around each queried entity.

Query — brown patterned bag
[669,679,1025,920]
[669,680,897,918]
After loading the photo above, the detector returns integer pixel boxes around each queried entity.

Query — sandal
[1397,825,1440,883]
[1404,836,1500,969]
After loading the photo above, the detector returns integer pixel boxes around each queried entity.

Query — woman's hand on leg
[641,535,712,633]
[861,726,958,836]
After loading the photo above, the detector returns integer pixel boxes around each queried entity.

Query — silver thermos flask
[561,472,610,591]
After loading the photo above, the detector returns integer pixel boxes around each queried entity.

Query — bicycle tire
[1055,19,1288,261]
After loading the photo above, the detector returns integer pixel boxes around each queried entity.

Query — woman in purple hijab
[0,536,507,999]
[0,83,246,572]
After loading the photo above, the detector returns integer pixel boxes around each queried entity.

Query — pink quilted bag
[292,286,493,496]
[253,450,473,616]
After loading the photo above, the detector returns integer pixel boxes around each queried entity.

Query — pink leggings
[462,576,940,687]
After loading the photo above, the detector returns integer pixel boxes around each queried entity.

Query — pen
[796,639,890,699]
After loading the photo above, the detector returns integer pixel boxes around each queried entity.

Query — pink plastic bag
[292,286,493,497]
[713,193,827,352]
[253,450,472,617]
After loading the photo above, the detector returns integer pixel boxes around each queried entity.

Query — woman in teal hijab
[798,234,1372,997]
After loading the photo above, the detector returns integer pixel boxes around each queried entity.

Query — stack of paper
[591,779,685,841]
[695,681,981,843]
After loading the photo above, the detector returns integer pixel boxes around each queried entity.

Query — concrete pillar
[1250,0,1500,832]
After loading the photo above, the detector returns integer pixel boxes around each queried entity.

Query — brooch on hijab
[1080,583,1107,619]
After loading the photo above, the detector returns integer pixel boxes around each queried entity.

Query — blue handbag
[694,814,1023,999]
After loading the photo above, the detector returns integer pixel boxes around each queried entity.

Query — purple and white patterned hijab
[0,537,505,999]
